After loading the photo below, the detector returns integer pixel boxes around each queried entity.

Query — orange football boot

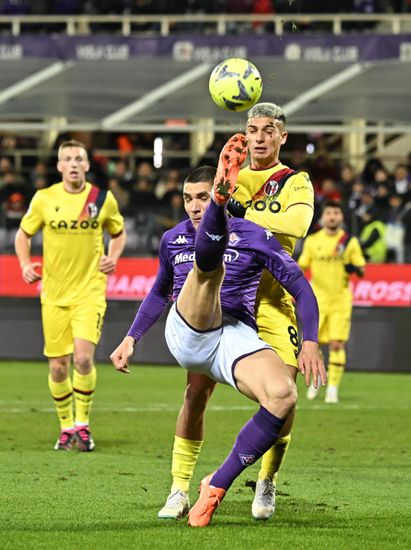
[213,133,248,206]
[187,473,226,527]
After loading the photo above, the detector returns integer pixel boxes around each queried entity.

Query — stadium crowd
[0,132,410,262]
[0,1,409,16]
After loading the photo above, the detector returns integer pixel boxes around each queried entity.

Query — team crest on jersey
[229,232,240,244]
[87,202,98,218]
[239,454,255,466]
[173,235,188,244]
[264,180,279,197]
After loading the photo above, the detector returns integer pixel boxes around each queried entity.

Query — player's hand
[297,341,327,388]
[110,336,135,374]
[99,255,117,275]
[22,262,42,284]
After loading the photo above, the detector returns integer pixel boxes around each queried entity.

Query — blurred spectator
[156,190,186,232]
[393,163,410,197]
[401,200,411,263]
[373,183,391,222]
[385,193,405,262]
[0,170,30,231]
[113,159,135,191]
[359,208,387,263]
[156,168,181,201]
[30,160,50,187]
[361,157,385,186]
[0,0,29,15]
[107,177,131,214]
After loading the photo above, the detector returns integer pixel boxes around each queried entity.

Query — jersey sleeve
[251,224,319,342]
[20,192,44,236]
[346,237,366,267]
[244,172,314,237]
[297,237,313,271]
[126,235,173,342]
[103,190,125,236]
[251,225,303,287]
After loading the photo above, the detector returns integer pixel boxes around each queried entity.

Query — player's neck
[250,158,280,171]
[63,180,87,194]
[324,226,341,236]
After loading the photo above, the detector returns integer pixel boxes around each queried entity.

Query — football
[208,58,263,112]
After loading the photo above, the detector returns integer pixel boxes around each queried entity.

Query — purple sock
[210,406,285,491]
[195,200,228,272]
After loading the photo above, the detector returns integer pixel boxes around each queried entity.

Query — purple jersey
[127,217,318,343]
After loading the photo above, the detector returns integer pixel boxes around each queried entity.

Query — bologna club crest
[264,180,279,197]
[87,202,98,218]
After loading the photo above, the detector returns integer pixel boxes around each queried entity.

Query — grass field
[0,362,410,550]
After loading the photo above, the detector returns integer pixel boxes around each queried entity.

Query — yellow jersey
[20,182,124,306]
[233,162,314,308]
[298,228,366,308]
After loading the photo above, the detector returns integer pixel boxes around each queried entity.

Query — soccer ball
[209,58,263,112]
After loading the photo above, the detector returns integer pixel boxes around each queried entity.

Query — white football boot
[158,490,190,519]
[252,478,276,520]
[325,385,339,404]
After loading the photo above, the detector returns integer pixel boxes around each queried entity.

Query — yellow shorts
[318,303,352,344]
[42,298,107,357]
[256,301,299,368]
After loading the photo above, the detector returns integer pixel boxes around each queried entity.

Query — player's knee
[330,340,344,352]
[183,384,212,414]
[73,352,93,374]
[50,360,69,380]
[265,378,297,416]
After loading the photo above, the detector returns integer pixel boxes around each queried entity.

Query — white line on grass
[2,403,410,413]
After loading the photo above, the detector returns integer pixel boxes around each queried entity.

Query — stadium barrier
[0,256,410,371]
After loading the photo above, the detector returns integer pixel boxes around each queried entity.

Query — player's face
[246,117,288,169]
[322,207,344,230]
[183,181,212,229]
[57,147,90,191]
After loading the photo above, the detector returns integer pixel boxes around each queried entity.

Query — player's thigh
[71,297,107,345]
[214,315,272,388]
[176,265,224,331]
[234,348,297,413]
[256,303,299,368]
[42,304,73,357]
[328,304,352,342]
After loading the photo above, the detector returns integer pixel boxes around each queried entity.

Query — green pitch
[0,362,410,550]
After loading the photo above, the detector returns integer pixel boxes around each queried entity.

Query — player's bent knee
[264,379,297,417]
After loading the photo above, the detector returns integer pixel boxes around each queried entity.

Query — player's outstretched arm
[298,341,327,388]
[110,336,135,374]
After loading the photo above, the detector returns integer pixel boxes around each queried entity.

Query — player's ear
[281,130,288,145]
[57,160,62,173]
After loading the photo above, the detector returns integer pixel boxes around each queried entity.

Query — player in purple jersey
[110,136,325,527]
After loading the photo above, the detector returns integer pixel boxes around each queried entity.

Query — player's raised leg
[188,349,297,527]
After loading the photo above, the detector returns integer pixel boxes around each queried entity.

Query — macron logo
[206,232,224,242]
[173,235,188,244]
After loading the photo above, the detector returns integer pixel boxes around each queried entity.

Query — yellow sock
[258,434,291,483]
[171,436,203,493]
[328,348,346,387]
[73,367,97,426]
[48,375,74,431]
